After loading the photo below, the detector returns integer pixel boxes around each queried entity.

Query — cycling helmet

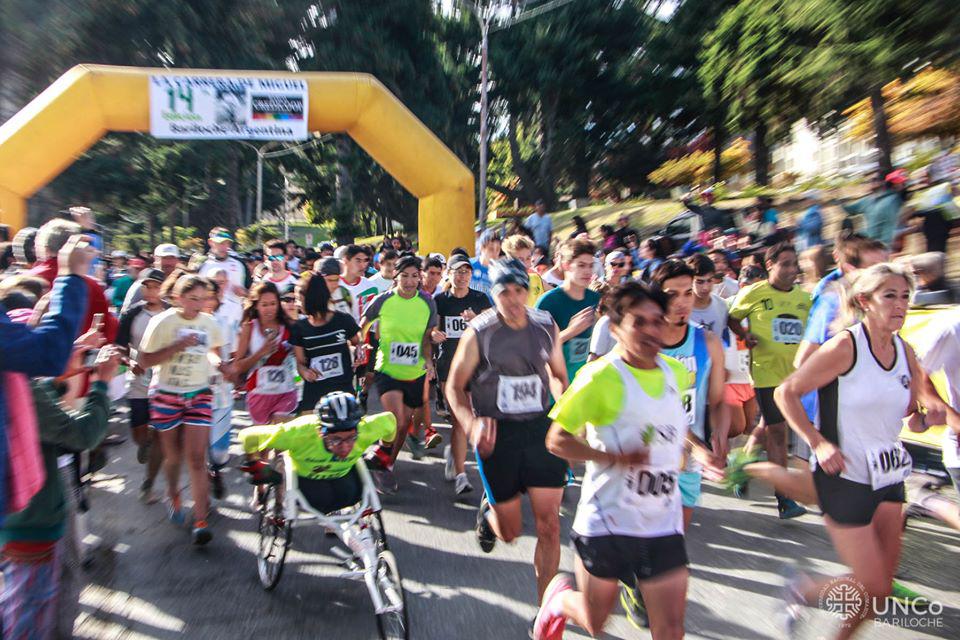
[317,391,364,433]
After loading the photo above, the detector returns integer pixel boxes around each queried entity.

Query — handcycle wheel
[373,550,409,640]
[257,483,292,590]
[370,511,390,552]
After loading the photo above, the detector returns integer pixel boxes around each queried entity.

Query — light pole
[237,136,323,230]
[460,0,577,225]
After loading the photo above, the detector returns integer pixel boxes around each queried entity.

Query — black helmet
[317,392,363,433]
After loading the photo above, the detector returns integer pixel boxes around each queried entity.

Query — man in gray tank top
[446,259,570,610]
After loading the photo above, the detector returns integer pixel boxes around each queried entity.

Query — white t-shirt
[690,293,729,336]
[589,315,616,358]
[917,311,960,468]
[715,275,740,300]
[340,275,380,322]
[368,272,394,294]
[261,271,298,293]
[199,256,248,303]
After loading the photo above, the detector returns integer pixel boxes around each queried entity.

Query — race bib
[257,365,291,395]
[496,375,543,415]
[620,465,679,513]
[866,442,912,490]
[389,342,420,366]
[680,388,697,427]
[771,317,803,344]
[724,347,750,374]
[444,315,468,339]
[569,337,590,364]
[176,328,209,352]
[310,353,344,381]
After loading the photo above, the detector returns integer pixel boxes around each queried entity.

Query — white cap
[110,250,128,259]
[334,245,349,260]
[154,243,179,258]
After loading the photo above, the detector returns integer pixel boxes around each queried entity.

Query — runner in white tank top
[772,263,946,639]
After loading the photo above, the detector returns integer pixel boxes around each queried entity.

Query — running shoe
[443,445,456,481]
[724,447,761,496]
[424,426,442,450]
[890,580,927,604]
[778,498,808,520]
[476,494,496,553]
[532,573,573,640]
[209,470,225,500]
[781,566,805,638]
[136,440,151,464]
[138,480,158,505]
[455,472,473,495]
[565,467,577,486]
[406,434,425,461]
[192,520,213,546]
[168,501,187,528]
[379,468,399,494]
[619,583,649,629]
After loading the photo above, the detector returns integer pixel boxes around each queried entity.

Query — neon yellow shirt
[728,281,811,388]
[239,411,396,480]
[527,271,545,307]
[549,354,689,435]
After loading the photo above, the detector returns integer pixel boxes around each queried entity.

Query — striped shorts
[149,388,213,431]
[0,542,62,640]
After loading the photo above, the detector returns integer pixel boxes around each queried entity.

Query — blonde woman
[772,263,945,638]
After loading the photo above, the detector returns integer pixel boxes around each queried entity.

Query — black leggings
[297,468,363,514]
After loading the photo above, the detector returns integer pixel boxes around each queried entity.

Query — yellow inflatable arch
[0,65,474,254]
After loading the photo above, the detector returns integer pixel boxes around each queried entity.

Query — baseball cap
[129,257,147,269]
[154,243,179,258]
[885,169,908,185]
[111,249,128,259]
[317,257,342,276]
[605,250,627,265]
[319,241,335,253]
[140,268,166,284]
[209,229,233,243]
[448,254,471,271]
[334,246,349,260]
[428,252,447,265]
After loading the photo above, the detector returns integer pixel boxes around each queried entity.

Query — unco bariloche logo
[819,577,869,623]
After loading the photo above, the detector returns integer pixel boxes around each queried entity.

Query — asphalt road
[71,402,960,640]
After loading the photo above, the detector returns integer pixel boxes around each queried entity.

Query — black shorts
[375,373,426,409]
[298,379,355,415]
[128,398,150,429]
[813,467,905,526]
[476,415,568,504]
[571,532,688,583]
[297,468,363,514]
[756,387,785,424]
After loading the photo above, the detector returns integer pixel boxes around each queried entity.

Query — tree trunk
[753,121,770,186]
[712,122,725,185]
[226,149,241,230]
[537,92,560,209]
[333,136,356,244]
[507,108,542,205]
[870,86,893,176]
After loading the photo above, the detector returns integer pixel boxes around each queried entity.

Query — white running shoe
[455,472,473,495]
[443,445,456,481]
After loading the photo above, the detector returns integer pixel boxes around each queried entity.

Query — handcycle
[255,453,410,639]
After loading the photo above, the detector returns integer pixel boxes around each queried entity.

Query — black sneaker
[210,470,225,500]
[619,582,649,628]
[476,495,496,553]
[136,440,151,465]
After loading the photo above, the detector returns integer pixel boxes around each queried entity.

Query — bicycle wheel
[370,511,390,552]
[257,483,292,590]
[373,550,409,640]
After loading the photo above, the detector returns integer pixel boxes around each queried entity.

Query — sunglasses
[323,434,358,448]
[267,255,285,262]
[610,262,626,268]
[280,296,296,303]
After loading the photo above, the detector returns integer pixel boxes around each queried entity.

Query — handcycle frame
[256,453,406,628]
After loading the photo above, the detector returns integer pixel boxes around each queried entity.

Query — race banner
[150,75,309,140]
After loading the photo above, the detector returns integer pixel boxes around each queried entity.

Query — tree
[698,0,810,186]
[786,0,960,174]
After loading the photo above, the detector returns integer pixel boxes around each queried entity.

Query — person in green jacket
[842,173,906,247]
[0,346,118,639]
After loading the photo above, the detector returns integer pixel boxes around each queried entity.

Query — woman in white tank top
[772,263,947,639]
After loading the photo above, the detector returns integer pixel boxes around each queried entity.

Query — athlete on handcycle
[238,391,396,516]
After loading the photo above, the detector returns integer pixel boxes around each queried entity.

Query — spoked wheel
[373,550,409,640]
[257,483,292,590]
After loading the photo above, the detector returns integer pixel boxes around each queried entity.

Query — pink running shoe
[533,573,573,640]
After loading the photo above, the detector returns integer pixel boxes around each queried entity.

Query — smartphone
[82,348,101,369]
[91,312,104,329]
